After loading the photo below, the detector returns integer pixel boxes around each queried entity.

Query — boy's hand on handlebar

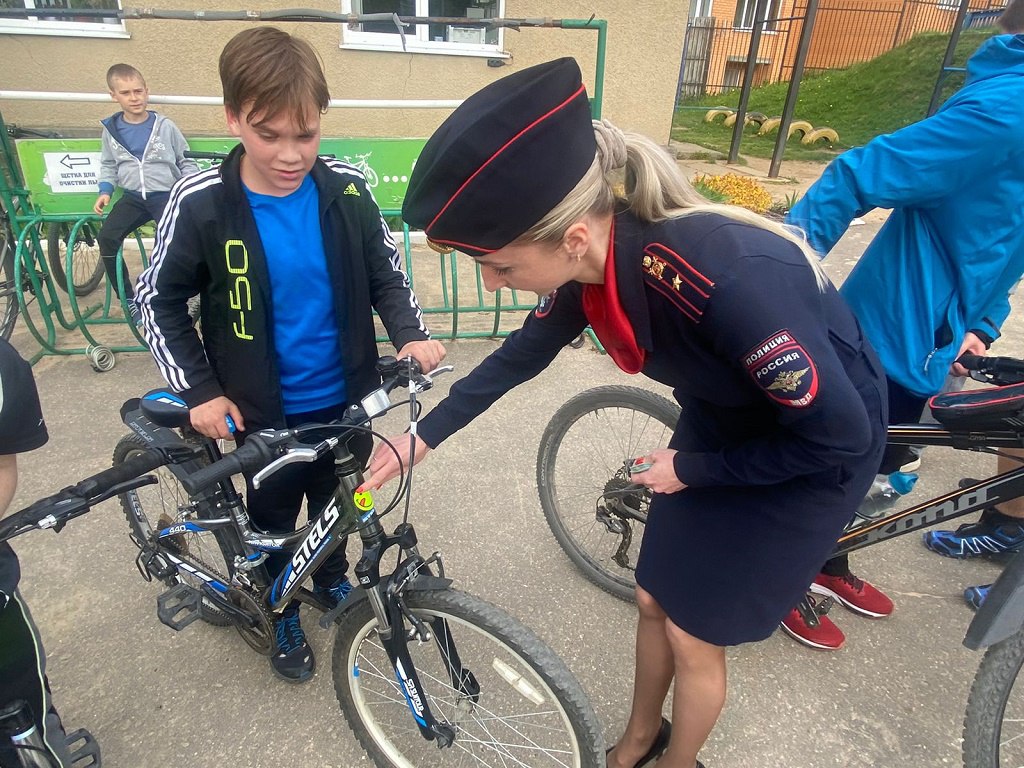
[190,396,244,440]
[361,434,431,490]
[397,340,447,373]
[629,448,687,494]
[951,332,988,378]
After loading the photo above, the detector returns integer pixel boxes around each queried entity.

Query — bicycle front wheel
[964,630,1024,767]
[0,217,18,340]
[47,221,105,296]
[536,386,680,601]
[112,433,235,626]
[333,588,604,768]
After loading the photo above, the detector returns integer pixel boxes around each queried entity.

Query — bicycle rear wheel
[47,221,105,296]
[112,433,235,626]
[0,217,18,340]
[333,588,604,768]
[964,629,1024,767]
[536,386,680,601]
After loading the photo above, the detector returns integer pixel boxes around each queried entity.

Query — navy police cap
[403,57,597,258]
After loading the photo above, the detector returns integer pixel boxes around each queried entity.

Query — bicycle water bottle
[856,471,919,518]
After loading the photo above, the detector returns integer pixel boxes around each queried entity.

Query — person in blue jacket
[785,4,1024,647]
[362,58,887,768]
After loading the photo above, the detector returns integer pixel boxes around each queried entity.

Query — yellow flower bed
[693,173,773,214]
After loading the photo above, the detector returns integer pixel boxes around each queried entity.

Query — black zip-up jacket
[136,145,430,430]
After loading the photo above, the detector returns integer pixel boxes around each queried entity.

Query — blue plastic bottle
[856,471,919,518]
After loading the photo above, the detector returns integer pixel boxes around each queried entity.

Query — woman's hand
[361,433,432,490]
[629,448,687,494]
[397,340,447,374]
[189,396,244,440]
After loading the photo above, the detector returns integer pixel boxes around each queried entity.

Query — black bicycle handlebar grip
[73,448,167,499]
[179,437,275,496]
[956,353,986,371]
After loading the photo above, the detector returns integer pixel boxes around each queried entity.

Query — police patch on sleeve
[743,329,819,408]
[534,289,558,318]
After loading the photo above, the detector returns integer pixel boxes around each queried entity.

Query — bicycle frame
[835,423,1024,557]
[121,393,467,746]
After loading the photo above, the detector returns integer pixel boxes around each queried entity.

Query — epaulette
[641,241,715,324]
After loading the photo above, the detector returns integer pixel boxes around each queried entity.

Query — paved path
[8,218,1022,767]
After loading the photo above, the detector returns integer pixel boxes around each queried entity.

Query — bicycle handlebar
[957,354,1024,385]
[177,356,445,496]
[0,448,166,542]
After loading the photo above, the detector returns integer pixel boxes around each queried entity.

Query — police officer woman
[362,58,887,768]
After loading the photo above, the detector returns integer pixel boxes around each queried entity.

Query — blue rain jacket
[788,34,1024,398]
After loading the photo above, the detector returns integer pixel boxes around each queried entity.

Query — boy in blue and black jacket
[136,27,445,685]
[94,63,197,324]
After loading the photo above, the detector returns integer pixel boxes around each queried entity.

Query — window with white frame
[733,0,782,30]
[341,0,505,57]
[0,0,125,37]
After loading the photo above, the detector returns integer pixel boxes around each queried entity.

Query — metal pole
[768,0,820,178]
[926,0,971,116]
[728,0,769,164]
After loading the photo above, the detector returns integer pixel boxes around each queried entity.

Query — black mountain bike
[0,356,603,767]
[535,353,1024,768]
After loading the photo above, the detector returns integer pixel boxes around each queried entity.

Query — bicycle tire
[46,221,105,296]
[0,217,18,341]
[963,630,1024,767]
[112,433,235,626]
[332,588,604,768]
[537,386,681,602]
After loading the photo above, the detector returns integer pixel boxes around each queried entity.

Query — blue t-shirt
[117,112,155,159]
[245,175,346,414]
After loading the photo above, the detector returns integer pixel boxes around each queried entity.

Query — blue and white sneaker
[313,575,354,609]
[270,607,314,683]
[923,511,1024,559]
[964,584,992,611]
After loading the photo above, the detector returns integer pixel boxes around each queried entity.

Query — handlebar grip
[75,448,167,499]
[957,353,985,371]
[179,437,275,496]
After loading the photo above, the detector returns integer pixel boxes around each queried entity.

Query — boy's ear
[224,106,242,137]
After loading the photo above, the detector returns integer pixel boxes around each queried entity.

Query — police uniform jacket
[419,210,888,645]
[136,145,431,430]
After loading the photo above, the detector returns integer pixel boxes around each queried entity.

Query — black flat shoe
[606,717,671,768]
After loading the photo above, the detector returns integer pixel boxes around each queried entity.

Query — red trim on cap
[426,84,589,235]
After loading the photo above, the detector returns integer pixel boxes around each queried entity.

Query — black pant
[822,376,929,577]
[96,192,170,299]
[0,590,73,767]
[243,402,373,591]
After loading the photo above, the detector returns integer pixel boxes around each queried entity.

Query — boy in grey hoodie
[93,64,197,324]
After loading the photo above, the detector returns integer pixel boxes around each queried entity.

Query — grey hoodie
[98,111,198,198]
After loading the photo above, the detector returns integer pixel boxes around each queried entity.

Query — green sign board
[15,136,427,216]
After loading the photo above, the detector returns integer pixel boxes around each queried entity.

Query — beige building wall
[0,1,687,144]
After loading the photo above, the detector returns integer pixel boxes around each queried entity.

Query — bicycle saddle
[138,390,193,429]
[929,382,1024,432]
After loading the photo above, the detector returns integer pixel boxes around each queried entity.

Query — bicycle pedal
[65,727,102,767]
[156,583,202,631]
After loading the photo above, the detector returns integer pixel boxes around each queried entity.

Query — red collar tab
[582,220,646,374]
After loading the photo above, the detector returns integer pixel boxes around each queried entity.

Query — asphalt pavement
[7,217,1022,768]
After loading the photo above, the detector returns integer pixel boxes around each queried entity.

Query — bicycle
[46,220,105,298]
[535,352,1024,768]
[0,355,604,767]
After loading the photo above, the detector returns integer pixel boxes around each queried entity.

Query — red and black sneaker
[780,594,845,650]
[811,572,893,618]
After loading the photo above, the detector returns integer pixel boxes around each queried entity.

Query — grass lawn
[672,28,996,159]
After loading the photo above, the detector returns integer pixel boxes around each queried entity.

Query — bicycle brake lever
[414,365,455,393]
[252,447,320,489]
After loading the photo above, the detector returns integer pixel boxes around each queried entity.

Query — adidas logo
[343,182,360,196]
